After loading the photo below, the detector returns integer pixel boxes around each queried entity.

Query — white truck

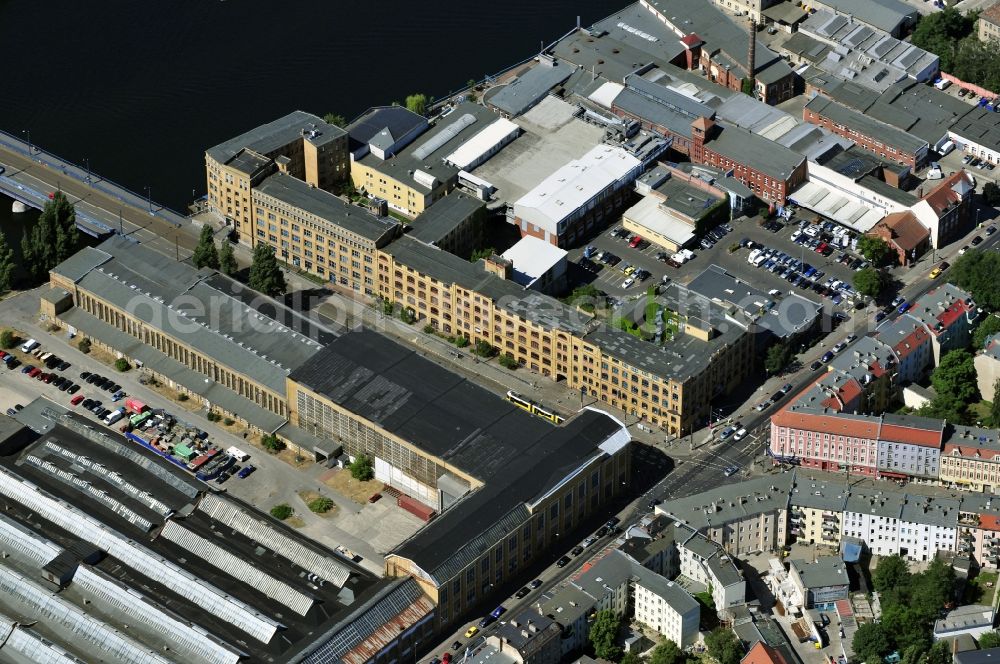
[104,408,126,426]
[19,339,39,354]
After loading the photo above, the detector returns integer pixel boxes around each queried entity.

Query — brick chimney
[748,19,757,81]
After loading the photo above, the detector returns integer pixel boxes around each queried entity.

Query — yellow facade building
[250,172,399,297]
[205,111,348,242]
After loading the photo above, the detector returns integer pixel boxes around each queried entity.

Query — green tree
[621,653,644,664]
[979,631,1000,649]
[269,504,293,520]
[21,191,79,282]
[405,93,428,116]
[247,242,287,297]
[499,354,519,370]
[589,609,622,661]
[0,329,16,350]
[0,233,14,293]
[922,641,953,664]
[910,8,976,71]
[899,643,927,664]
[261,433,286,453]
[466,79,478,102]
[917,394,967,424]
[349,454,375,481]
[853,622,892,664]
[564,284,607,313]
[741,78,755,97]
[649,639,686,664]
[854,268,889,299]
[857,236,893,266]
[323,113,346,127]
[473,340,497,358]
[992,380,1000,426]
[705,628,742,664]
[192,225,220,270]
[218,239,238,276]
[973,314,1000,350]
[873,555,910,594]
[470,247,496,262]
[765,342,793,375]
[77,337,91,354]
[931,349,979,403]
[114,358,130,372]
[984,182,1000,206]
[951,250,1000,311]
[308,496,335,513]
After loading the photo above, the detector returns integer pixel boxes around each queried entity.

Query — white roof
[513,145,641,234]
[588,81,625,109]
[445,117,520,170]
[623,196,696,247]
[789,181,886,232]
[501,236,567,287]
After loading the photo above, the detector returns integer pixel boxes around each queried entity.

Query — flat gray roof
[489,60,574,117]
[661,473,794,531]
[806,96,927,154]
[815,0,915,33]
[255,172,399,242]
[789,556,849,589]
[408,191,484,245]
[865,81,969,147]
[207,110,345,164]
[709,124,805,181]
[951,106,1000,152]
[53,236,333,396]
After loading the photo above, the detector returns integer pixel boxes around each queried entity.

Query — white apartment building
[633,571,700,647]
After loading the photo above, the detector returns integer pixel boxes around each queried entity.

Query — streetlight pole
[84,157,91,184]
[22,129,31,156]
[145,185,153,214]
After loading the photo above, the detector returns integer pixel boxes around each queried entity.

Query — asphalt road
[0,141,198,261]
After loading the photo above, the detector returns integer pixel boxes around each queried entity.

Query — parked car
[515,587,531,599]
[972,235,984,246]
[237,464,256,479]
[723,465,740,477]
[530,579,543,588]
[465,626,479,638]
[570,545,584,556]
[898,302,911,313]
[556,556,571,568]
[810,360,823,371]
[732,428,748,441]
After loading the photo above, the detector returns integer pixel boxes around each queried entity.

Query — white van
[748,249,762,264]
[104,408,126,426]
[19,339,39,354]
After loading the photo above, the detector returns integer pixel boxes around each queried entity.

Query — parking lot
[566,213,872,313]
[0,288,424,573]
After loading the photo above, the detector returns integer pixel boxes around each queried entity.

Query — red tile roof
[742,642,788,664]
[681,33,704,47]
[875,211,929,252]
[892,326,930,359]
[772,409,880,438]
[980,514,1000,532]
[880,422,943,447]
[922,171,967,216]
[984,1,1000,26]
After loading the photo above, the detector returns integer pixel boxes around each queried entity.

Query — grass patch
[285,516,306,528]
[322,468,380,505]
[969,401,994,426]
[387,210,411,224]
[966,571,998,605]
[298,490,337,516]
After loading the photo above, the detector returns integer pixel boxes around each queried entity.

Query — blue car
[822,351,834,362]
[875,311,887,323]
[20,365,34,374]
[237,464,256,479]
[898,302,911,313]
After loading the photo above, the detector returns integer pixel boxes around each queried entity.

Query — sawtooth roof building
[0,399,435,664]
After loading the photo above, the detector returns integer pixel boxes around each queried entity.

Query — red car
[70,394,84,406]
[27,367,41,378]
[629,235,644,248]
[815,242,828,254]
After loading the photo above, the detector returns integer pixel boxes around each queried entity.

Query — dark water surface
[0,0,618,211]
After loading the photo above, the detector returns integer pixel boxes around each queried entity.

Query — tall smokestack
[748,18,757,82]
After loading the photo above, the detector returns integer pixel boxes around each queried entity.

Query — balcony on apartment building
[822,513,839,523]
[959,513,980,527]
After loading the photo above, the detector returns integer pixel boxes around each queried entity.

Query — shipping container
[397,495,435,522]
[125,397,147,414]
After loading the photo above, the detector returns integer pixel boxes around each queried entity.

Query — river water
[0,0,617,213]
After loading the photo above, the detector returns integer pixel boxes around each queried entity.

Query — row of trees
[322,92,430,130]
[854,556,956,664]
[19,191,80,284]
[193,225,288,298]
